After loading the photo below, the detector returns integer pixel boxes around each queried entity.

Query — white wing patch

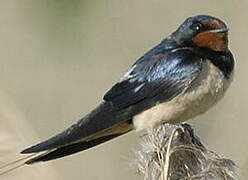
[134,84,145,93]
[119,65,137,82]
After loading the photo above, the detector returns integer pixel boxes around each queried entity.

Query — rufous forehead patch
[203,20,226,29]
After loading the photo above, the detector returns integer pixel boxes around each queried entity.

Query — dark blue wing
[21,47,203,156]
[104,48,202,109]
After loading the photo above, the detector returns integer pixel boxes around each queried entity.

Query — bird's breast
[133,59,233,131]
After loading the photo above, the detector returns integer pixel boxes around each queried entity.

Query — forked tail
[0,119,132,176]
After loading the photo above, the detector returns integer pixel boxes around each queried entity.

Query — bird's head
[173,15,229,52]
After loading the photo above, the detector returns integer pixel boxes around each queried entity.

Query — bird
[1,15,235,169]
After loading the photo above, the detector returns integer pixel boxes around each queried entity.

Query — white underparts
[133,60,232,131]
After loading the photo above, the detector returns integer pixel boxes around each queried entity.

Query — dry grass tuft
[136,123,237,180]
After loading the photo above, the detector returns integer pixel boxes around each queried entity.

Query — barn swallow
[19,15,234,164]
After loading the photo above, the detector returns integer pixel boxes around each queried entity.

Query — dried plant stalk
[136,123,237,180]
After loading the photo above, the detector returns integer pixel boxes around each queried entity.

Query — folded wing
[21,46,202,163]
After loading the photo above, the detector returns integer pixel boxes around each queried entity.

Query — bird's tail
[0,120,132,176]
[0,153,38,176]
[25,121,132,164]
[21,102,131,154]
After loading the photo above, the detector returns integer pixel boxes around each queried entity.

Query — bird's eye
[190,23,203,31]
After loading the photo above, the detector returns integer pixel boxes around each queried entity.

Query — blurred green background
[0,0,247,179]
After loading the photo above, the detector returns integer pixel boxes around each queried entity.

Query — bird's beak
[209,28,229,33]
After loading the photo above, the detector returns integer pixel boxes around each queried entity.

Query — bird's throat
[193,31,228,52]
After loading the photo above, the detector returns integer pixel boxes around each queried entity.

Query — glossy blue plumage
[104,40,202,108]
[20,15,234,164]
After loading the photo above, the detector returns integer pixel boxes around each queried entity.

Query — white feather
[133,60,233,131]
